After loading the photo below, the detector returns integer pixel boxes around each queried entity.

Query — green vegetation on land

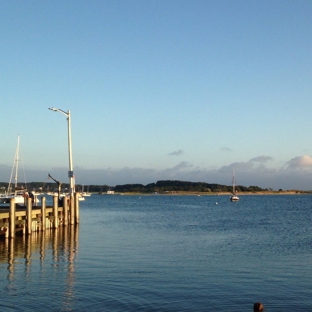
[2,180,305,194]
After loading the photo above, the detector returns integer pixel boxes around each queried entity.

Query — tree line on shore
[0,180,268,194]
[113,180,266,193]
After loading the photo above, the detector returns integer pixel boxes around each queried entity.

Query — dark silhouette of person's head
[253,302,264,312]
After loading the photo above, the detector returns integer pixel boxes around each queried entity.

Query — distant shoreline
[110,191,310,196]
[1,190,310,197]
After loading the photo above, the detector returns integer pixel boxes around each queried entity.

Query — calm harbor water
[0,194,311,311]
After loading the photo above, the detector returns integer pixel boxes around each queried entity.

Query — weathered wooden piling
[63,196,68,226]
[41,196,46,230]
[70,195,75,225]
[53,195,59,228]
[0,194,79,238]
[9,198,15,238]
[75,193,80,224]
[26,198,32,235]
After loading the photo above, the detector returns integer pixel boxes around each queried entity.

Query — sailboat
[230,168,239,202]
[74,181,86,201]
[81,185,91,197]
[0,135,28,204]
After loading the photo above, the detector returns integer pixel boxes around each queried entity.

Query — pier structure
[0,194,80,238]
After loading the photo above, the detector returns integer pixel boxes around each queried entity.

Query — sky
[0,0,312,190]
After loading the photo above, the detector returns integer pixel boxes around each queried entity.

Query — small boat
[81,185,91,197]
[0,135,38,204]
[230,194,239,201]
[49,191,85,201]
[78,194,85,201]
[0,191,26,204]
[230,168,239,202]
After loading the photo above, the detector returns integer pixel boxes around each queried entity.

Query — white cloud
[218,161,255,173]
[286,155,312,168]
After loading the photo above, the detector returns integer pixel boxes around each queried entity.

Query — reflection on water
[1,195,312,311]
[0,225,79,311]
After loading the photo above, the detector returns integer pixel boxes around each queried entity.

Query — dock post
[41,196,46,231]
[74,192,80,224]
[63,196,68,226]
[5,225,9,238]
[53,195,59,228]
[9,198,16,239]
[70,195,75,225]
[26,198,32,235]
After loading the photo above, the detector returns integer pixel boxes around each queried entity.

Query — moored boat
[230,168,239,202]
[0,135,39,205]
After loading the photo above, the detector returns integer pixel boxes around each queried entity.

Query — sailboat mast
[232,168,236,194]
[8,135,20,194]
[14,135,20,191]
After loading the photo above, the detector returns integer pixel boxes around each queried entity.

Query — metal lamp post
[48,107,74,196]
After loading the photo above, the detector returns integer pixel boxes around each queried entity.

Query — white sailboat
[78,189,85,201]
[81,185,91,197]
[0,135,28,204]
[230,168,239,202]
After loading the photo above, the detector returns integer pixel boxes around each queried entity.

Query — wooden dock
[0,194,80,238]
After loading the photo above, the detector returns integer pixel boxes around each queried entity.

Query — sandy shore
[114,191,310,196]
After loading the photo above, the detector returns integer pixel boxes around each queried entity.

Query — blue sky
[1,0,312,190]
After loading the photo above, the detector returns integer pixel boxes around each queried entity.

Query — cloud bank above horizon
[1,155,312,191]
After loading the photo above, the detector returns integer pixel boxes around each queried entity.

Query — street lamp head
[48,107,69,117]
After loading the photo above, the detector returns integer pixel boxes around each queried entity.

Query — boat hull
[0,195,25,204]
[230,195,239,201]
